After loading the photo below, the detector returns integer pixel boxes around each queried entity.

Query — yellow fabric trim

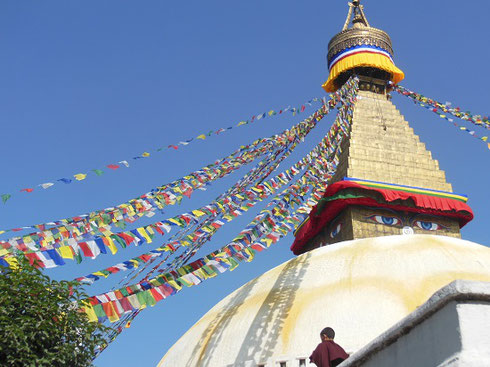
[349,180,468,202]
[322,52,405,92]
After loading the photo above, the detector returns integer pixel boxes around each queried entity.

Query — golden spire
[322,0,405,92]
[342,0,370,30]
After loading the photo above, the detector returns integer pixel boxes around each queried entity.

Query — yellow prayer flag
[93,271,110,278]
[108,312,120,323]
[168,218,183,226]
[192,209,206,217]
[5,256,18,268]
[59,246,74,259]
[167,279,183,290]
[129,259,140,268]
[197,134,206,140]
[146,226,155,236]
[84,305,98,322]
[104,237,118,255]
[136,227,152,243]
[263,238,274,247]
[142,152,150,157]
[237,121,247,126]
[74,173,87,181]
[194,268,209,280]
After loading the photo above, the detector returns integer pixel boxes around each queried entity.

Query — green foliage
[0,257,110,366]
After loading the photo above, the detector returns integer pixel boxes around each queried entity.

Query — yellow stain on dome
[159,236,490,367]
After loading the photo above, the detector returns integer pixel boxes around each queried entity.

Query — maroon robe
[309,340,349,367]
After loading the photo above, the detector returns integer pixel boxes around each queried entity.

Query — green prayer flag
[74,250,83,264]
[93,304,106,318]
[136,291,148,307]
[114,221,127,229]
[1,194,11,204]
[92,169,104,176]
[120,288,130,297]
[111,234,127,249]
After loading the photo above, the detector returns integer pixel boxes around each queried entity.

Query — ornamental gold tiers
[323,0,405,92]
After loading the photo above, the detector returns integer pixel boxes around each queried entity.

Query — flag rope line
[393,85,489,148]
[0,96,324,204]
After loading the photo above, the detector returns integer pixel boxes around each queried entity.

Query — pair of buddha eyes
[367,215,444,231]
[328,215,445,239]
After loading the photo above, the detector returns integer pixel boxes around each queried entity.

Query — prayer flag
[1,194,11,204]
[39,183,54,189]
[59,246,74,260]
[74,173,87,181]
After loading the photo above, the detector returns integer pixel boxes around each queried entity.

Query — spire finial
[342,0,370,31]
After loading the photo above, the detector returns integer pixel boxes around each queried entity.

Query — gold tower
[293,1,472,254]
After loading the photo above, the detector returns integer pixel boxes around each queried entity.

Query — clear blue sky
[0,1,488,366]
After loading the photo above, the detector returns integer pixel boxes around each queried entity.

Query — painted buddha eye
[414,221,442,231]
[330,223,342,238]
[369,215,401,226]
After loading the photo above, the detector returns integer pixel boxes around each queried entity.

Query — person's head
[320,327,335,341]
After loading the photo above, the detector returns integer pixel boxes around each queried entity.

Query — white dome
[158,235,490,367]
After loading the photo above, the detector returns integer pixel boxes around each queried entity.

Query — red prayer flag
[20,188,34,193]
[107,164,120,170]
[78,242,94,257]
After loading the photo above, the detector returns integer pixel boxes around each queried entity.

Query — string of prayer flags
[0,97,323,204]
[396,85,490,130]
[394,85,489,147]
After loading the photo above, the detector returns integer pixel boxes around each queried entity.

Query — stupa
[158,2,490,366]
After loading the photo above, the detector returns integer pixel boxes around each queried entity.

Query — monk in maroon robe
[309,327,349,367]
